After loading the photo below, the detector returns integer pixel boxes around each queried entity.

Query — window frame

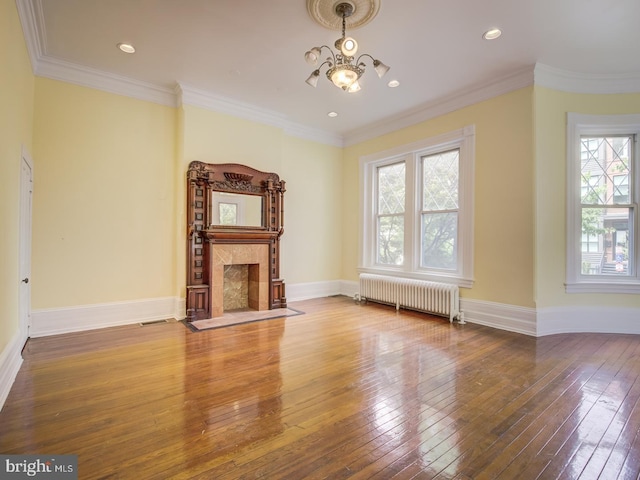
[566,113,640,293]
[375,161,406,266]
[359,126,475,287]
[419,148,461,271]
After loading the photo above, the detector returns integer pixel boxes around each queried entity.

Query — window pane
[421,212,457,269]
[378,163,405,214]
[613,175,630,204]
[423,150,459,211]
[581,233,599,253]
[377,215,404,265]
[580,136,631,205]
[219,203,237,225]
[581,206,631,276]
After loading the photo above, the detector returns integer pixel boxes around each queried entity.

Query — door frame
[19,145,33,344]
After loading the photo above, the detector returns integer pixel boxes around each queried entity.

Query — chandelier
[304,2,390,93]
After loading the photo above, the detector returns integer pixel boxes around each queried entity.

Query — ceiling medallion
[306,0,380,31]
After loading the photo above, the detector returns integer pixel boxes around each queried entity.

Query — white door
[19,148,33,341]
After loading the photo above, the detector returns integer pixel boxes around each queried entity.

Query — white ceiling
[17,0,640,145]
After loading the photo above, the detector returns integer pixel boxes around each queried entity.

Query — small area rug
[185,307,304,332]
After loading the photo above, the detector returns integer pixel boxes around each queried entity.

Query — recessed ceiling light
[117,43,136,54]
[482,28,502,40]
[388,80,400,88]
[328,112,338,118]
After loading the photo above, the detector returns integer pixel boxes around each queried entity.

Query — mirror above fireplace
[211,191,263,227]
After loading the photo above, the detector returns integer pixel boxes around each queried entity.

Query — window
[566,113,640,293]
[218,202,238,225]
[421,149,459,270]
[360,126,475,287]
[376,162,405,265]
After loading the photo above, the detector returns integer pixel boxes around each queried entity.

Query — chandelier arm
[317,45,337,63]
[355,53,375,65]
[317,59,334,71]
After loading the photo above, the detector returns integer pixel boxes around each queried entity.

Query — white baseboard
[31,296,182,337]
[27,286,640,339]
[286,279,359,302]
[460,298,537,336]
[460,300,640,337]
[339,280,359,299]
[286,280,342,302]
[537,305,640,336]
[175,297,186,321]
[0,331,26,412]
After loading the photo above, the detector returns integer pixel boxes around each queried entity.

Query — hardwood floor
[2,296,640,479]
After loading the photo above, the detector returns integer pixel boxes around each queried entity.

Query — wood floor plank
[599,381,640,479]
[1,296,640,479]
[568,342,640,480]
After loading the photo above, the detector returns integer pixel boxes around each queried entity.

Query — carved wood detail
[186,162,286,321]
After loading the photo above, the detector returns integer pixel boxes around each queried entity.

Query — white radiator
[358,273,463,323]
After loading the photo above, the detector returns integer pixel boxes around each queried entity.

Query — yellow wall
[281,136,343,283]
[0,0,35,352]
[343,87,536,308]
[179,105,344,292]
[32,78,177,308]
[534,86,640,308]
[181,105,285,172]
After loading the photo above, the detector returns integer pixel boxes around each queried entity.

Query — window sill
[565,281,640,294]
[358,267,474,289]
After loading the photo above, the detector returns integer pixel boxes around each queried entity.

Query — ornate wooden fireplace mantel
[186,161,286,321]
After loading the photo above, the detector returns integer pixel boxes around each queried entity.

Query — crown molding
[176,83,344,147]
[343,65,535,146]
[282,123,344,148]
[37,55,177,107]
[14,0,45,71]
[534,63,640,94]
[176,83,289,126]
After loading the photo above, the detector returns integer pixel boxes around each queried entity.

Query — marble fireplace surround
[210,243,270,318]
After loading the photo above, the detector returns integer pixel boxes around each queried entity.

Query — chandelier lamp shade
[304,2,390,93]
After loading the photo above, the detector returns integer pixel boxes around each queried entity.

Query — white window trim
[359,126,475,288]
[566,113,640,294]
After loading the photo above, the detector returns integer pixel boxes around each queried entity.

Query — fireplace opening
[223,264,260,312]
